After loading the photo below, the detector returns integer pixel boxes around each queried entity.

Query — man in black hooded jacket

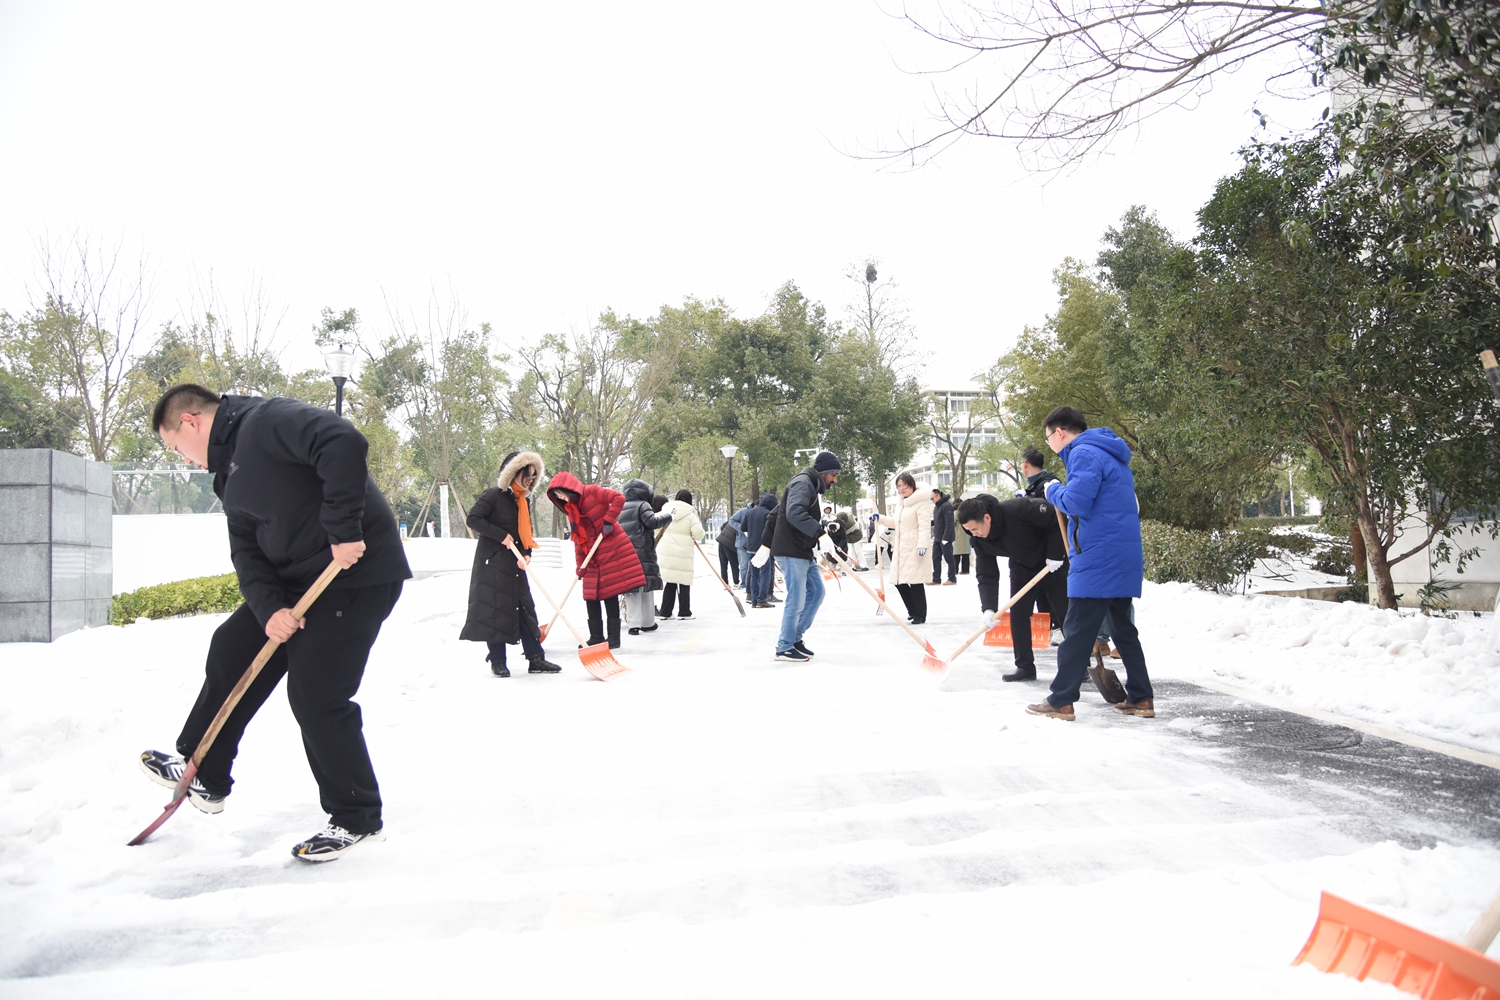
[139,384,411,862]
[956,493,1069,683]
[929,489,957,584]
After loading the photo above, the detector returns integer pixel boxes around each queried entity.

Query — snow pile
[111,514,235,594]
[1141,581,1500,754]
[2,570,1498,997]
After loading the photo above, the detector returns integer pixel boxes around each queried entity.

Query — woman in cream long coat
[873,472,935,624]
[656,489,705,619]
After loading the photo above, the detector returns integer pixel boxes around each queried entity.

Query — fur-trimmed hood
[498,451,545,493]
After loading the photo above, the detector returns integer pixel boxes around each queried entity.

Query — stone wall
[0,449,113,642]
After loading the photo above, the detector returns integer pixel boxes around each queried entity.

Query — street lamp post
[322,343,358,417]
[720,444,739,520]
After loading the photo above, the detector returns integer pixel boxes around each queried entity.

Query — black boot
[585,603,605,647]
[528,654,562,674]
[1002,666,1036,682]
[607,617,622,650]
[488,653,510,678]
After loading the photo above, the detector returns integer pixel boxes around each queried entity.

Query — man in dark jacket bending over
[956,493,1069,683]
[139,384,411,861]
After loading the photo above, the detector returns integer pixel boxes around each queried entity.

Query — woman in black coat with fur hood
[459,451,562,677]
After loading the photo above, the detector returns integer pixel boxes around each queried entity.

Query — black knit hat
[813,450,842,474]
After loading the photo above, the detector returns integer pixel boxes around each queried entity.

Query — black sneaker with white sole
[290,822,385,862]
[794,641,815,658]
[138,749,226,814]
[774,647,810,662]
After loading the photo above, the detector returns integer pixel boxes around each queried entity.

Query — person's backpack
[716,521,739,549]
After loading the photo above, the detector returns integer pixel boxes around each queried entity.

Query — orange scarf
[511,482,536,550]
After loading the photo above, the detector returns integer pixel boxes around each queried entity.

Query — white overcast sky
[0,1,1324,385]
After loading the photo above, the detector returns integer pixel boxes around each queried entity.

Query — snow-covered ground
[1149,582,1500,757]
[3,556,1499,998]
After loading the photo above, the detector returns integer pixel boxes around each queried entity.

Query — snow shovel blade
[1090,662,1127,704]
[578,642,630,681]
[538,624,551,641]
[875,588,885,616]
[1295,891,1500,997]
[920,641,947,674]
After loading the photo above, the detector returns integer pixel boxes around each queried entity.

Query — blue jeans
[747,559,772,605]
[1050,597,1153,707]
[775,556,825,652]
[738,547,752,588]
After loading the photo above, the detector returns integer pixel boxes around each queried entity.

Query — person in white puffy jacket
[656,489,705,620]
[872,471,936,624]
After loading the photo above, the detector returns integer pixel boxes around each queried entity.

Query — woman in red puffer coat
[545,471,645,649]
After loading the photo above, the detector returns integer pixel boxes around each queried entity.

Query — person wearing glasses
[1029,406,1155,721]
[461,451,562,677]
[139,383,411,862]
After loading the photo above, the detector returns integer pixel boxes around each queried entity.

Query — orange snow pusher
[982,612,1051,647]
[1295,889,1500,997]
[539,532,604,641]
[950,565,1052,666]
[831,549,945,673]
[506,538,629,681]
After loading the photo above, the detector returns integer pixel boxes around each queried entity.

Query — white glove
[1044,479,1062,498]
[983,610,997,629]
[1046,558,1064,572]
[751,545,772,568]
[943,539,952,547]
[918,546,927,557]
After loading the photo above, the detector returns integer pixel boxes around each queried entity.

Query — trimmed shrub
[111,573,243,624]
[1141,521,1266,594]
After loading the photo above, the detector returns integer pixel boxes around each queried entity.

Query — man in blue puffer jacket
[1029,406,1155,721]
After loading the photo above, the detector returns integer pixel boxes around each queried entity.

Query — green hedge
[1235,514,1321,528]
[1141,521,1267,594]
[111,573,243,624]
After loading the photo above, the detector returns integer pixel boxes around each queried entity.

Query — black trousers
[718,543,740,585]
[487,627,545,665]
[1008,560,1070,670]
[586,596,620,644]
[659,582,691,617]
[931,543,957,583]
[957,553,970,574]
[895,582,927,623]
[176,581,402,835]
[1050,596,1153,708]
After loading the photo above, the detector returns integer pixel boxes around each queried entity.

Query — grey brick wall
[0,449,113,642]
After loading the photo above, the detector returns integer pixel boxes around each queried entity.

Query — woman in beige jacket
[656,489,705,619]
[873,471,935,624]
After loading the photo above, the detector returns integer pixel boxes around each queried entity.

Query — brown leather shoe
[1025,700,1075,721]
[1114,699,1155,718]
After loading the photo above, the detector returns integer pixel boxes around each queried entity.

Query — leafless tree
[845,259,927,382]
[517,317,680,488]
[879,0,1340,170]
[30,233,156,461]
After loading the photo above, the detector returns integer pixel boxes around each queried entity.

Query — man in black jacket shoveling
[139,384,412,862]
[956,494,1068,682]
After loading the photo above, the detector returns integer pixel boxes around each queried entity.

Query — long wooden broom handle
[544,532,604,634]
[1055,508,1073,559]
[693,538,735,595]
[947,564,1052,663]
[191,558,342,768]
[505,537,589,646]
[830,548,932,651]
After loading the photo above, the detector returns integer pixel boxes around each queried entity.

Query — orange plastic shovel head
[578,642,631,681]
[920,641,947,675]
[1295,892,1500,998]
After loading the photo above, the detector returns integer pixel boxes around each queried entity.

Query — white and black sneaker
[138,749,226,815]
[675,613,695,621]
[290,822,385,862]
[774,647,810,662]
[794,641,815,658]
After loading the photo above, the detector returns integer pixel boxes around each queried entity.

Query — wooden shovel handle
[506,537,589,646]
[544,532,604,634]
[191,559,342,768]
[948,564,1052,664]
[830,548,933,652]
